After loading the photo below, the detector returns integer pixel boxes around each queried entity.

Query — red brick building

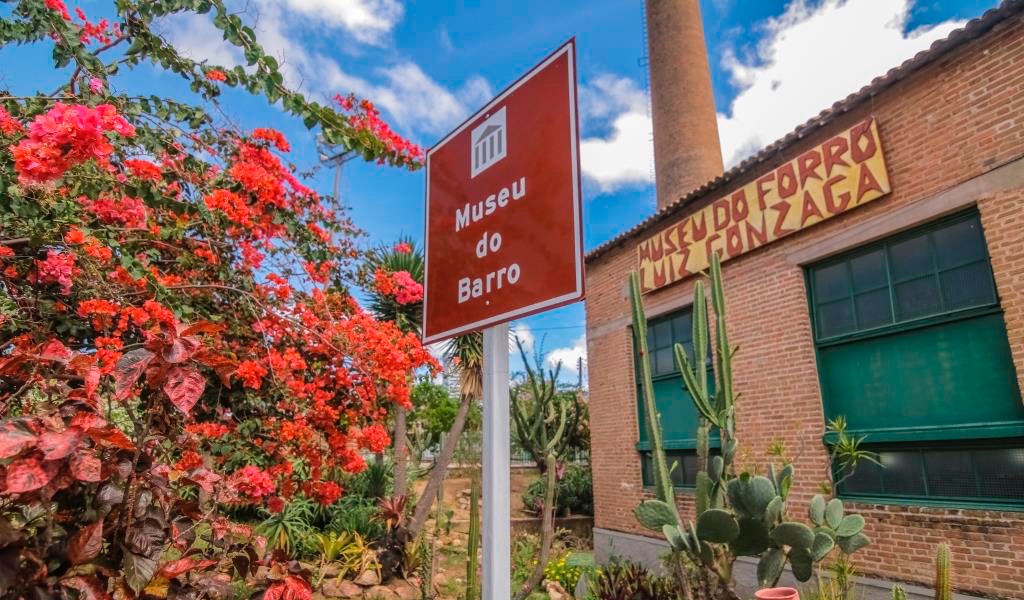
[585,2,1024,598]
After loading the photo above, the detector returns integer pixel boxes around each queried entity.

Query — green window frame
[634,307,715,489]
[807,210,1024,509]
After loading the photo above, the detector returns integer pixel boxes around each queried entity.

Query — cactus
[510,337,576,473]
[892,585,908,600]
[627,255,873,598]
[935,543,951,600]
[464,480,479,600]
[418,534,434,600]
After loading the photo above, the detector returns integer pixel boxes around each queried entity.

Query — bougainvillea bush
[0,1,434,598]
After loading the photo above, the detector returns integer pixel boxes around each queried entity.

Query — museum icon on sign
[471,107,507,178]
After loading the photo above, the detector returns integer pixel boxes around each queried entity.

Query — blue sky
[0,0,998,380]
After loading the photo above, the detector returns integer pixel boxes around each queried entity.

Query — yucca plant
[257,498,316,558]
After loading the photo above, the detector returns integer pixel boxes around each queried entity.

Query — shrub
[590,560,679,600]
[522,464,594,517]
[543,551,595,593]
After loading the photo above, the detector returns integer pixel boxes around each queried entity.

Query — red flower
[252,128,291,152]
[11,103,134,184]
[359,424,391,453]
[79,194,147,229]
[393,242,412,254]
[65,226,86,245]
[236,360,268,390]
[32,250,76,294]
[267,496,285,513]
[124,159,162,182]
[44,0,71,20]
[205,69,227,82]
[0,107,23,136]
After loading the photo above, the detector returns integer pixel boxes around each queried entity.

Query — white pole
[481,322,510,600]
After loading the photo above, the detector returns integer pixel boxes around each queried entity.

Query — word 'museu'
[454,177,527,232]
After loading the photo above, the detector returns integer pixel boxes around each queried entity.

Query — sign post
[423,39,583,599]
[481,323,510,599]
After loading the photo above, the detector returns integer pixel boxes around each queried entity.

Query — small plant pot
[755,587,800,600]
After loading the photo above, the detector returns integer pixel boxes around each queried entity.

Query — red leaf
[179,321,225,338]
[68,520,104,565]
[37,427,84,460]
[162,336,201,364]
[84,366,100,403]
[0,422,36,459]
[163,366,206,415]
[264,576,312,600]
[4,456,55,493]
[186,468,220,493]
[114,348,155,400]
[71,453,102,482]
[70,412,107,430]
[158,557,218,578]
[62,575,113,600]
[88,427,135,450]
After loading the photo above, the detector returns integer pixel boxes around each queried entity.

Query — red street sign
[423,40,584,344]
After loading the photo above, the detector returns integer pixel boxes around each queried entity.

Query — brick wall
[585,14,1024,599]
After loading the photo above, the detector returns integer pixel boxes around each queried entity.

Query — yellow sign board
[638,118,891,292]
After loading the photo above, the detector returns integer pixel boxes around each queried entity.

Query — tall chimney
[645,0,724,210]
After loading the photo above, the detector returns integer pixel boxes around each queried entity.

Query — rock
[545,580,569,600]
[365,585,399,599]
[320,563,343,578]
[390,580,419,600]
[354,569,381,587]
[320,579,363,598]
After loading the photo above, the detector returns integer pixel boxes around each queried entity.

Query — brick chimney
[645,0,724,210]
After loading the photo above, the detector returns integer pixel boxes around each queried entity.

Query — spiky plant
[362,235,424,334]
[935,543,952,600]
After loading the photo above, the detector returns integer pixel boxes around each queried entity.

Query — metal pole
[481,323,510,600]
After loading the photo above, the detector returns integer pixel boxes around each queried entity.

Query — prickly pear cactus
[892,585,908,600]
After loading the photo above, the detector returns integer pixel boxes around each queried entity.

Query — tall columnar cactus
[511,337,575,472]
[628,254,872,597]
[935,543,951,600]
[465,481,480,600]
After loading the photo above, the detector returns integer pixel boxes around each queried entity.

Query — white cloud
[546,335,587,380]
[578,75,654,193]
[161,1,490,139]
[716,0,964,166]
[510,325,535,356]
[277,0,403,46]
[161,13,241,67]
[576,0,966,194]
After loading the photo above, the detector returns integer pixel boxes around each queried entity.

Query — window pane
[850,250,888,292]
[672,313,693,345]
[854,288,893,330]
[975,447,1024,500]
[933,218,986,269]
[941,262,996,311]
[814,262,850,303]
[654,347,674,376]
[817,299,856,338]
[879,450,927,496]
[894,276,942,320]
[923,450,976,498]
[651,320,671,350]
[889,235,934,282]
[838,459,883,495]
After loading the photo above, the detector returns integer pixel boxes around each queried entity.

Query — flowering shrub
[0,0,432,598]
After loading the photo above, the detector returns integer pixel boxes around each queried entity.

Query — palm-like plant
[362,235,424,334]
[257,498,316,558]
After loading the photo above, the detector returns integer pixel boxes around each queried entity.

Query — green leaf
[757,548,786,588]
[770,522,815,549]
[789,547,813,582]
[809,494,826,526]
[834,514,864,538]
[825,498,844,529]
[730,517,771,557]
[765,496,784,525]
[837,532,870,554]
[696,508,740,544]
[810,532,835,561]
[634,500,677,531]
[662,524,690,553]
